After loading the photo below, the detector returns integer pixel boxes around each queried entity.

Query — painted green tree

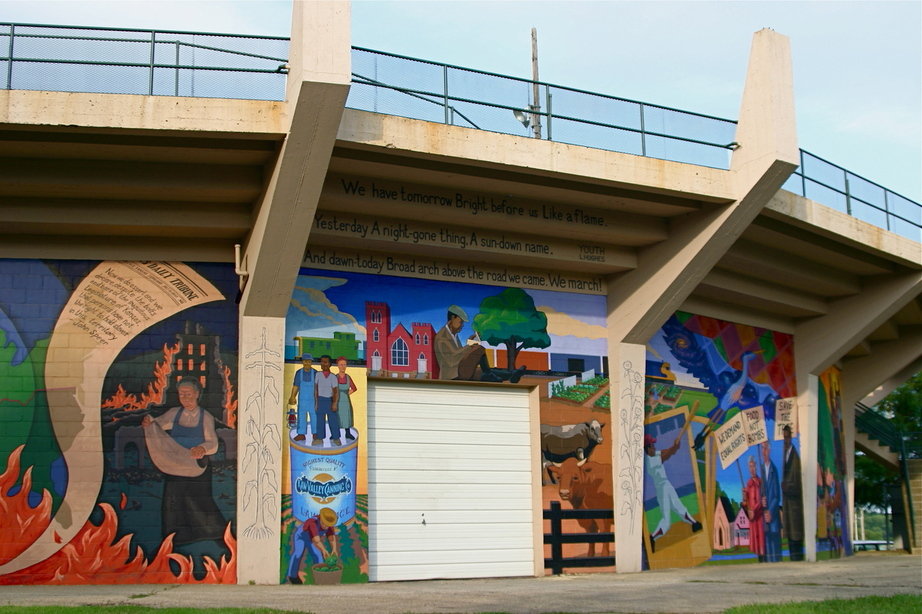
[473,288,550,370]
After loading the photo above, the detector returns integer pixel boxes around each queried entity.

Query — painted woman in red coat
[745,455,765,560]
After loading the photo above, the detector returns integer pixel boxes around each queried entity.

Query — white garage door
[367,381,539,581]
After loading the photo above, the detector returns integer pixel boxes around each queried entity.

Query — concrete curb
[0,553,919,613]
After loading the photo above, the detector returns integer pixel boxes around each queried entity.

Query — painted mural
[644,311,800,568]
[282,268,611,581]
[817,367,851,558]
[0,259,238,584]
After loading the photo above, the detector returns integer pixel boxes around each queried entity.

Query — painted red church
[365,301,439,379]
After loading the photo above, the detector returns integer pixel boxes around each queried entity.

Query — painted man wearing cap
[286,507,339,584]
[313,354,341,446]
[434,304,525,383]
[288,354,316,442]
[644,432,702,553]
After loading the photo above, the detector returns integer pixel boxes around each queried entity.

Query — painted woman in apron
[143,378,227,545]
[335,357,357,441]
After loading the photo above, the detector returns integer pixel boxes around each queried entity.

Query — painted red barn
[365,301,438,378]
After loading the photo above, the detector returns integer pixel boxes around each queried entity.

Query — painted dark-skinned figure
[781,425,804,561]
[142,378,227,546]
[433,304,525,383]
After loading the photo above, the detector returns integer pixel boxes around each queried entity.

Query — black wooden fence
[543,501,615,574]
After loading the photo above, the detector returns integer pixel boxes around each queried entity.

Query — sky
[2,0,920,202]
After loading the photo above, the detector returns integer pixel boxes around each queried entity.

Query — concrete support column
[794,370,819,562]
[843,390,856,554]
[236,316,286,584]
[235,0,351,584]
[608,342,647,573]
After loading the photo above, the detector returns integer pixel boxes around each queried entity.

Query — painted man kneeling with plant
[287,507,339,584]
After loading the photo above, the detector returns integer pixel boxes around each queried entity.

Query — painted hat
[644,434,656,446]
[319,507,338,528]
[300,353,314,361]
[448,304,469,321]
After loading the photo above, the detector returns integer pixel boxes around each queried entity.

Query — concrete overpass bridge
[0,2,919,582]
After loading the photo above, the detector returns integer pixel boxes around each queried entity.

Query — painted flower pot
[311,563,343,585]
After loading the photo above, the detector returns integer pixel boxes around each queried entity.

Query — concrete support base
[235,316,286,585]
[608,342,647,573]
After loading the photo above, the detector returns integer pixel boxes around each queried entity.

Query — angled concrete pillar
[795,272,922,376]
[240,0,352,318]
[605,28,798,572]
[841,327,922,411]
[236,0,351,585]
[843,354,922,407]
[606,29,798,347]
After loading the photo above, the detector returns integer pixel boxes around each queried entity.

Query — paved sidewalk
[0,553,919,613]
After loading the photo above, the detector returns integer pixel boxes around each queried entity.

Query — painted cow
[547,457,614,557]
[541,420,604,483]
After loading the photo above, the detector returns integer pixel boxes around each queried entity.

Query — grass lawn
[724,593,921,613]
[0,594,919,613]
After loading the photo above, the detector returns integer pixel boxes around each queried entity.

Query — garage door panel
[368,484,532,504]
[369,468,531,484]
[368,455,532,472]
[368,403,529,423]
[371,561,535,582]
[368,522,533,540]
[369,428,530,447]
[369,414,530,433]
[369,509,533,525]
[369,386,529,406]
[366,442,530,460]
[371,547,535,566]
[368,381,537,581]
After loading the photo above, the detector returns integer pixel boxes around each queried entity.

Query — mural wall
[281,268,611,582]
[0,259,238,584]
[643,312,801,569]
[817,367,851,558]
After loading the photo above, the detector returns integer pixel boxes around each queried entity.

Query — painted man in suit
[761,440,782,562]
[782,425,805,561]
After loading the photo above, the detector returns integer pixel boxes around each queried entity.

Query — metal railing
[856,402,904,453]
[348,48,920,241]
[348,47,740,171]
[0,22,289,100]
[0,23,918,240]
[783,150,921,241]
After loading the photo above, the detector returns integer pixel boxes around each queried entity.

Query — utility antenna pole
[531,27,542,139]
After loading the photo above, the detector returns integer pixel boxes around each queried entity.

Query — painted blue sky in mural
[287,268,607,357]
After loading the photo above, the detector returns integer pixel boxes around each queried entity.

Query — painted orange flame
[0,448,236,585]
[101,341,181,411]
[220,363,238,429]
[0,445,52,565]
